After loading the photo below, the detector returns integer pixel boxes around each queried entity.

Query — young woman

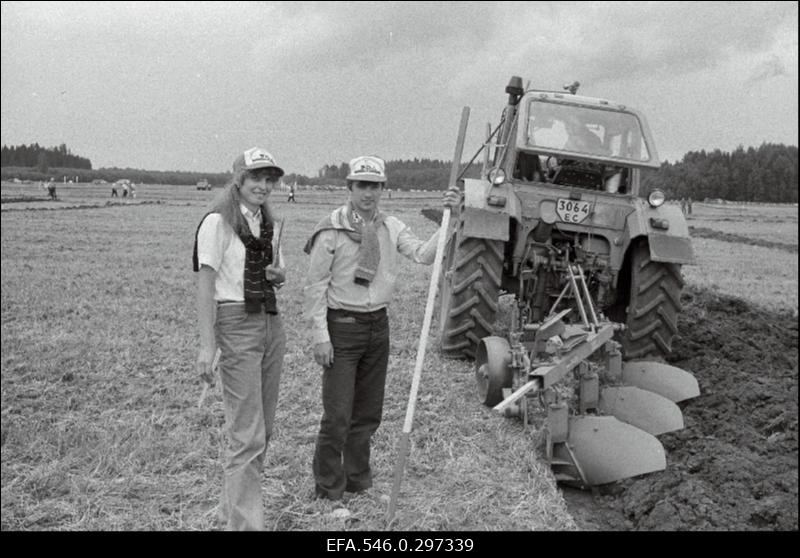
[193,147,286,530]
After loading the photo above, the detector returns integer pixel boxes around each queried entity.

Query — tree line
[642,143,797,203]
[0,165,233,186]
[2,142,797,202]
[0,145,476,189]
[1,143,92,171]
[304,157,481,189]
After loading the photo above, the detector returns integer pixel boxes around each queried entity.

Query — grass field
[1,183,797,531]
[686,202,798,245]
[682,202,798,314]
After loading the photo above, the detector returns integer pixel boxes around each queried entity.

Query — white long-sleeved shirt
[303,212,440,345]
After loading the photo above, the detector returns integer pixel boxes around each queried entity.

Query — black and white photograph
[1,1,797,535]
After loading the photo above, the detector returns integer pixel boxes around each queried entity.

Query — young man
[302,155,461,501]
[193,146,287,530]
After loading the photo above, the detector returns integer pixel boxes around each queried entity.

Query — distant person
[687,197,693,215]
[130,184,136,199]
[46,182,57,200]
[122,183,129,198]
[680,198,687,214]
[193,146,287,530]
[302,155,461,502]
[287,183,296,203]
[111,185,118,197]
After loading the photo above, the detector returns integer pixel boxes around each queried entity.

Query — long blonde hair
[207,169,276,237]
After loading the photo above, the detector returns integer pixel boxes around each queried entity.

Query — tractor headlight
[648,189,666,208]
[488,167,506,185]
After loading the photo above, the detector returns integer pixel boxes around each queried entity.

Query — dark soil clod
[566,287,798,530]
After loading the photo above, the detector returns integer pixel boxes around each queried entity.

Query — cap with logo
[346,155,386,183]
[233,147,285,177]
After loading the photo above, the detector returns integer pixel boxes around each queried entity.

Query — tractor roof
[525,90,630,112]
[515,90,660,168]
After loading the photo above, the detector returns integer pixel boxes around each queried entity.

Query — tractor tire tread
[619,240,683,360]
[440,235,503,360]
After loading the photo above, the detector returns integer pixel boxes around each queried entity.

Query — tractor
[438,77,699,486]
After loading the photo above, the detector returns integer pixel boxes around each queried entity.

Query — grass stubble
[1,186,796,530]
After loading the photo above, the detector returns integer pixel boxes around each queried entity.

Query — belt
[327,307,387,323]
[217,301,245,306]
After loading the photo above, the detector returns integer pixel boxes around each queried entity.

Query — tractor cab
[498,89,660,197]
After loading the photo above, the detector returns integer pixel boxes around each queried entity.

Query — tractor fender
[624,201,695,265]
[461,178,519,242]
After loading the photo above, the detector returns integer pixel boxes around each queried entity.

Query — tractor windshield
[526,100,652,163]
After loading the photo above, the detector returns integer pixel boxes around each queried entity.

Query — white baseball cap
[346,155,386,183]
[233,147,284,176]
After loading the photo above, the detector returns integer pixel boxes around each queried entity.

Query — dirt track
[689,226,798,253]
[565,288,798,530]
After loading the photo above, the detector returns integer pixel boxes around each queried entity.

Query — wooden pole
[387,106,470,523]
[274,217,285,268]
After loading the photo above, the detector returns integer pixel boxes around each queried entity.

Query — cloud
[1,1,795,173]
[745,55,789,86]
[1,1,237,36]
[449,1,796,90]
[251,1,496,73]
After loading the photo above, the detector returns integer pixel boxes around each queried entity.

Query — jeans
[313,308,390,500]
[215,303,285,530]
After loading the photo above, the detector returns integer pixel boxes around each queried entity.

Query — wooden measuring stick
[387,106,470,523]
[274,217,285,268]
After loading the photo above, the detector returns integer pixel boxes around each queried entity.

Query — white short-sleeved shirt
[196,204,283,301]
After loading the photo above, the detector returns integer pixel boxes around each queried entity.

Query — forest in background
[1,142,797,202]
[1,144,91,171]
[642,143,797,203]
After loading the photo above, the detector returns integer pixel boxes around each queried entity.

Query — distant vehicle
[196,179,211,191]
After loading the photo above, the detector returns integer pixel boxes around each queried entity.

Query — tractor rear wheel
[618,239,684,360]
[439,227,504,360]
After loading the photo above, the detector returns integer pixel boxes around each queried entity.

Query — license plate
[556,198,591,224]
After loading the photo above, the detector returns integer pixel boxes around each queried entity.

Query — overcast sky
[1,1,797,176]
